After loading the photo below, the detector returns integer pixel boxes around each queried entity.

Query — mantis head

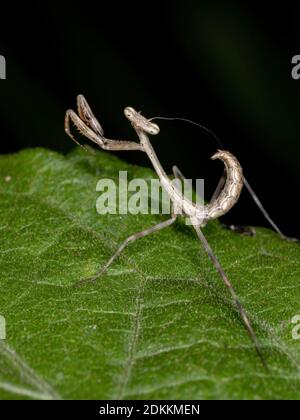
[124,107,160,136]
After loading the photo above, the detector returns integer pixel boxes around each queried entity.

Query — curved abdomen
[206,150,244,221]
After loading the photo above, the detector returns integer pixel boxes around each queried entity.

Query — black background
[0,1,299,237]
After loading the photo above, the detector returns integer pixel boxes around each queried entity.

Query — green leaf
[0,147,299,400]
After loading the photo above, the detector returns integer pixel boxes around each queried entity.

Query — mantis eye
[146,123,160,135]
[124,107,136,120]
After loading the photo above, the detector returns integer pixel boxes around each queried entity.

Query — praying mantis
[65,95,290,367]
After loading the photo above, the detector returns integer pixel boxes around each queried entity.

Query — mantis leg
[192,223,267,369]
[172,165,186,182]
[76,215,177,287]
[243,176,293,240]
[172,165,202,201]
[65,109,142,152]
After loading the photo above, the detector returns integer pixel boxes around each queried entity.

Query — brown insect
[65,95,290,368]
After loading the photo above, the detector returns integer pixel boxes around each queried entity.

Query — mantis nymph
[65,95,288,367]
